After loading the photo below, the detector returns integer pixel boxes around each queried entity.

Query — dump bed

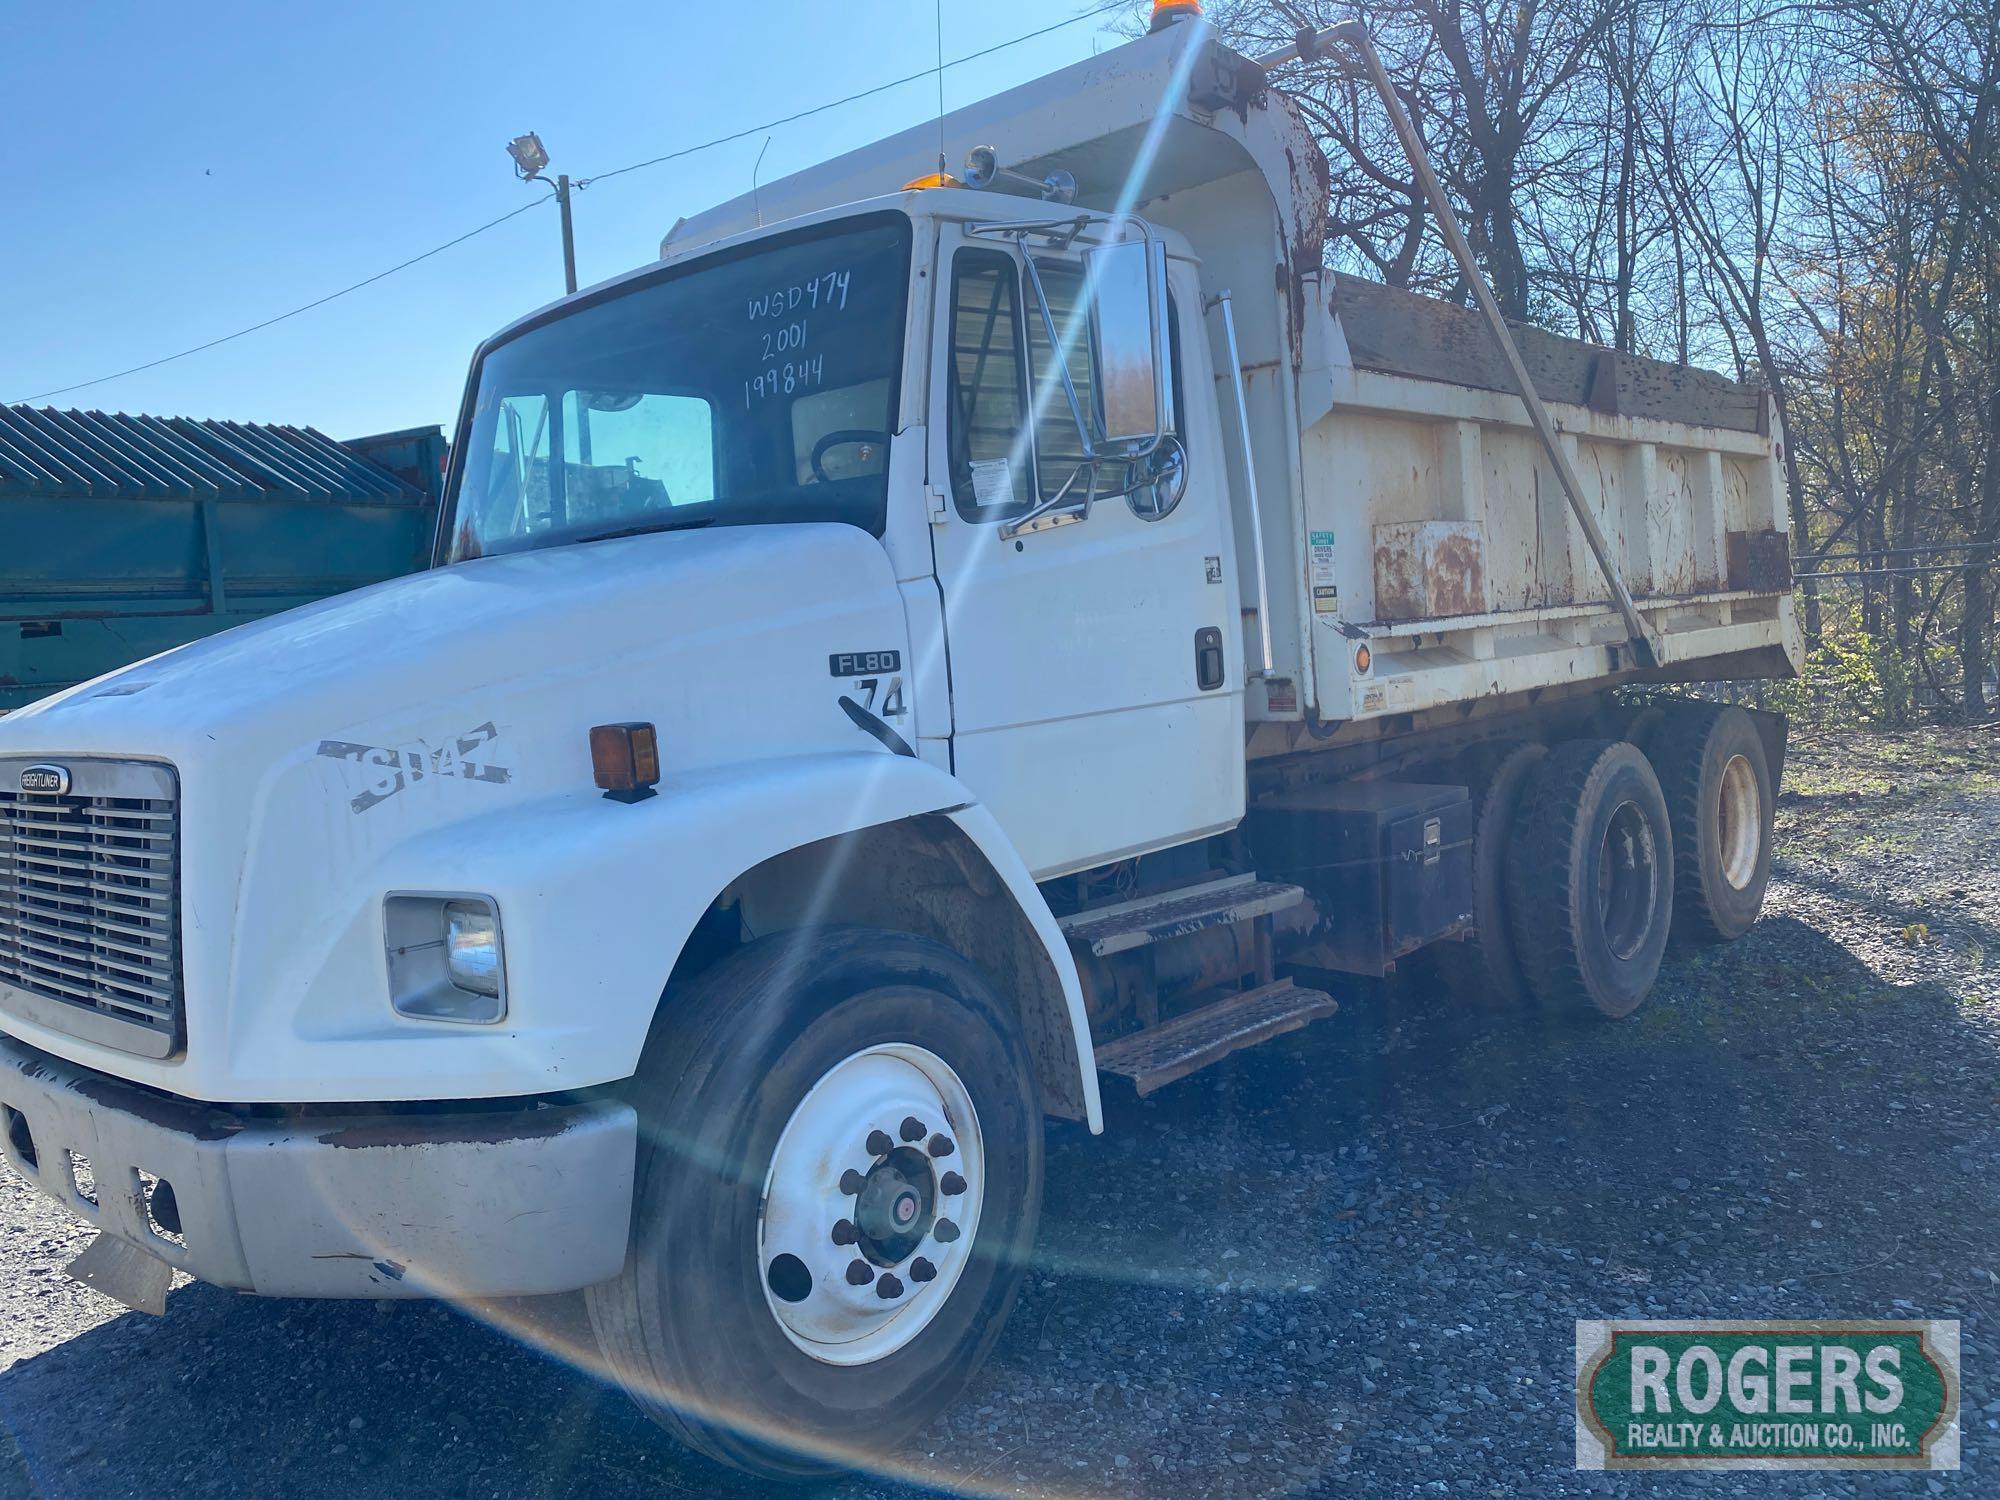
[664,20,1802,741]
[1267,275,1798,733]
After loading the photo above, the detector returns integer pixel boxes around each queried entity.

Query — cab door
[926,225,1243,879]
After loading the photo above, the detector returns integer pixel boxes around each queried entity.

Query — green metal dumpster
[0,406,438,709]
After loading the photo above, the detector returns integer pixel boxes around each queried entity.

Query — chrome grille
[0,759,181,1054]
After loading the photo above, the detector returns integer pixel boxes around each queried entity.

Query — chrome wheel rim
[758,1042,984,1366]
[1717,753,1761,890]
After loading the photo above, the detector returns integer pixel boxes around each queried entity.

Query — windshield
[443,214,911,561]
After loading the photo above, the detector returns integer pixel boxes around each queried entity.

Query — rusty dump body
[1279,272,1798,742]
[663,19,1803,751]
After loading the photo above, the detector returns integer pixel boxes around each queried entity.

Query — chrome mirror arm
[999,461,1096,541]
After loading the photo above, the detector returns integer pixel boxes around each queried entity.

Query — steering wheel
[810,429,891,484]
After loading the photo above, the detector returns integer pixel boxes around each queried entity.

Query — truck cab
[448,192,1246,880]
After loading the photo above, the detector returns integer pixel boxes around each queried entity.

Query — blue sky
[1,2,1135,439]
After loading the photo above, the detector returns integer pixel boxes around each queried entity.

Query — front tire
[587,927,1042,1481]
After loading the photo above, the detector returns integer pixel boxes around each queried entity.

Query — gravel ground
[4,723,1999,1498]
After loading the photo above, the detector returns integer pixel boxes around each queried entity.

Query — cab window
[559,391,717,515]
[944,244,1184,524]
[944,248,1033,519]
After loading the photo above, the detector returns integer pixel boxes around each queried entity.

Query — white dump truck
[0,7,1798,1479]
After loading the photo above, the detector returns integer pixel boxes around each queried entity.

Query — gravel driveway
[4,725,1997,1498]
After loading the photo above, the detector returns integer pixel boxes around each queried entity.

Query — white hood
[0,522,914,1096]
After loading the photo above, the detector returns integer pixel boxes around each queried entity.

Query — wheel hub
[1598,798,1661,961]
[853,1146,935,1265]
[1717,752,1761,890]
[757,1042,984,1366]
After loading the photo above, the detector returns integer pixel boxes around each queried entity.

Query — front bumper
[0,1033,636,1299]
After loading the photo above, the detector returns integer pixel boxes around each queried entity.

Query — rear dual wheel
[1505,740,1675,1019]
[587,928,1041,1481]
[1648,705,1775,944]
[1431,741,1546,1009]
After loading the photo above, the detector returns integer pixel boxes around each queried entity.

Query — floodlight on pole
[506,132,551,180]
[506,131,577,295]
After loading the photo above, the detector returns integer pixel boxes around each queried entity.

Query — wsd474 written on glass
[1575,1320,1959,1471]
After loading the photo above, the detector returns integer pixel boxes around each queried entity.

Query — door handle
[1195,627,1225,691]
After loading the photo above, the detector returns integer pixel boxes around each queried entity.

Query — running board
[1092,978,1338,1096]
[1057,874,1305,957]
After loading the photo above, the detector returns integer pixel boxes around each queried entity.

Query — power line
[10,198,551,405]
[580,0,1129,187]
[10,1,1130,408]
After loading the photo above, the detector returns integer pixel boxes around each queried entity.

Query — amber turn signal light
[590,722,660,801]
[1354,644,1372,675]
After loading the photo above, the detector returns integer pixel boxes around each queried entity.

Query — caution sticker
[1309,530,1339,613]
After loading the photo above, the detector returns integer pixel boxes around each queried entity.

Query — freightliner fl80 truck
[0,6,1800,1479]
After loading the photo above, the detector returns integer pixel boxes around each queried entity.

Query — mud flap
[66,1232,172,1316]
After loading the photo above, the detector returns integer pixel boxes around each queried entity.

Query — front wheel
[586,928,1042,1481]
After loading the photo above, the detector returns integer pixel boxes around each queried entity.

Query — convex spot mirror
[1126,433,1188,522]
[1083,237,1169,453]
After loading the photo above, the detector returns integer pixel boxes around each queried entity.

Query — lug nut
[845,1259,875,1286]
[899,1116,927,1142]
[909,1256,937,1283]
[927,1133,955,1159]
[839,1169,866,1196]
[875,1272,905,1299]
[831,1218,858,1246]
[866,1129,893,1157]
[933,1218,961,1243]
[940,1170,967,1196]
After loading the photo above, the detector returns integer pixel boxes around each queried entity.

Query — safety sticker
[1309,530,1339,612]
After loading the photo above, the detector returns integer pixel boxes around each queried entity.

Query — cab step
[1091,978,1338,1096]
[1057,873,1305,956]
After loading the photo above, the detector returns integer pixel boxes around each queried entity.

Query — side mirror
[1083,237,1169,453]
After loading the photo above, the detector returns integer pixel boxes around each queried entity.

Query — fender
[294,750,1102,1126]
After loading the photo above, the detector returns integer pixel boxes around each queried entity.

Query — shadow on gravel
[1776,859,2000,958]
[3,913,1993,1499]
[0,1284,772,1500]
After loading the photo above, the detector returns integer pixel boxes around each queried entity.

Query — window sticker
[970,458,1014,511]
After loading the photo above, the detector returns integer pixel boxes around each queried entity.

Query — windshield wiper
[571,515,716,546]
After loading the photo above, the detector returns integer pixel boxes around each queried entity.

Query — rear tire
[586,927,1042,1481]
[1432,741,1546,1009]
[1505,740,1674,1020]
[1648,705,1775,944]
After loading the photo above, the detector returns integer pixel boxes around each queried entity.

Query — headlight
[383,893,507,1024]
[445,901,502,997]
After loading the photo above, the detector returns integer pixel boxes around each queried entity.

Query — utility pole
[507,133,578,295]
[553,173,577,296]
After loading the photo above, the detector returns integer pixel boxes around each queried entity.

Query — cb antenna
[751,135,773,227]
[934,0,948,180]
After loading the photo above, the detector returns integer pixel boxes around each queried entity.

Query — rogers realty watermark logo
[1575,1320,1959,1470]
